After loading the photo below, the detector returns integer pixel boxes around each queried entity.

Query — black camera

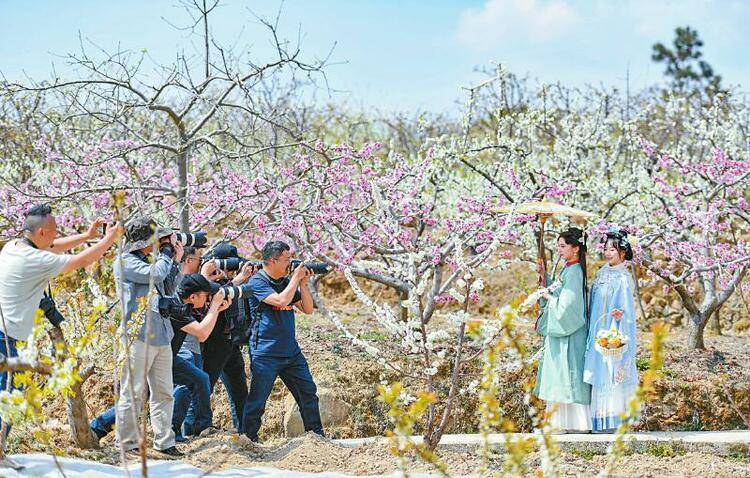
[175,232,208,248]
[211,257,263,272]
[39,295,65,327]
[290,259,330,275]
[158,297,193,319]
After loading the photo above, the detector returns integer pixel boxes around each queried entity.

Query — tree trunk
[710,305,722,335]
[177,149,190,232]
[67,366,98,449]
[688,313,707,350]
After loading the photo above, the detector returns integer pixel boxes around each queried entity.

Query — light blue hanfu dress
[534,263,592,431]
[583,262,638,432]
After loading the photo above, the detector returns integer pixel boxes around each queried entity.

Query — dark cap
[123,217,173,253]
[208,242,239,259]
[178,273,221,298]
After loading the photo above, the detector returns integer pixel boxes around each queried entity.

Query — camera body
[157,296,193,320]
[39,294,65,327]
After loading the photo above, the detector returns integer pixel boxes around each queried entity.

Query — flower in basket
[595,325,628,350]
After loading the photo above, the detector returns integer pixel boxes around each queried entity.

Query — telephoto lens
[212,257,263,271]
[290,259,331,275]
[175,232,208,248]
[221,285,251,300]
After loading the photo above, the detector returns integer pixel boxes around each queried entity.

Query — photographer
[195,242,256,435]
[241,240,324,442]
[109,217,188,458]
[169,274,231,441]
[0,204,120,461]
[171,247,223,440]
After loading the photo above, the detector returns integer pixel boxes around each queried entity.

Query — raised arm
[182,290,231,342]
[50,218,105,253]
[60,222,121,274]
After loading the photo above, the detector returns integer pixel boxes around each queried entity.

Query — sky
[1,0,749,113]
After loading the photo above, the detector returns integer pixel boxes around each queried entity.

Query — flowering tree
[3,0,329,231]
[636,145,750,349]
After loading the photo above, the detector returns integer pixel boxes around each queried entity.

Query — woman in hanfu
[583,228,638,432]
[534,228,591,433]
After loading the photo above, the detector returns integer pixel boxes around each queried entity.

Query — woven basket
[595,342,628,359]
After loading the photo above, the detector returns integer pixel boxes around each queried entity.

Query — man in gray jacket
[113,217,185,458]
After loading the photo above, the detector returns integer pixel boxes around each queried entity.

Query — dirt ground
[8,267,750,476]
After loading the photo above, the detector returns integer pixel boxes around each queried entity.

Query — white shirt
[0,239,70,340]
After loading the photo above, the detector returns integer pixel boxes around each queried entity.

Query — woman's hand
[611,309,623,321]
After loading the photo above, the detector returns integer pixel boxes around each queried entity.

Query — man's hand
[611,309,624,321]
[103,222,123,243]
[201,261,226,282]
[86,217,107,240]
[209,289,231,311]
[292,264,313,284]
[172,240,185,263]
[233,261,258,285]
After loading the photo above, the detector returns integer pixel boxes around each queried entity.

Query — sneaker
[154,446,184,458]
[0,456,25,471]
[125,448,142,460]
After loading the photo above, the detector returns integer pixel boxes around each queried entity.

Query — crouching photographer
[165,274,231,441]
[192,242,258,435]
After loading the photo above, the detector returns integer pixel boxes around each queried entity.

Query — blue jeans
[0,332,18,435]
[172,348,212,434]
[90,406,116,438]
[175,349,202,436]
[202,335,247,433]
[242,352,323,441]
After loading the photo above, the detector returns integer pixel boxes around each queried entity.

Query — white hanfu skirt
[547,401,591,432]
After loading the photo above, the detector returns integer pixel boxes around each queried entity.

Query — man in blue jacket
[242,240,323,442]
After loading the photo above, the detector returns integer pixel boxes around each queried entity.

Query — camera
[290,259,330,275]
[211,257,263,272]
[175,232,208,248]
[39,295,65,327]
[158,297,193,319]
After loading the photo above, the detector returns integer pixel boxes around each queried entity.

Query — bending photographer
[241,240,324,442]
[171,247,223,441]
[0,204,120,466]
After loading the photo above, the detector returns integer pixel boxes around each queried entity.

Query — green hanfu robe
[533,263,591,405]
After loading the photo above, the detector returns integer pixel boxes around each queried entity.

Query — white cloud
[456,0,581,51]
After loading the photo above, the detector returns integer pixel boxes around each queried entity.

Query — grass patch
[569,447,605,461]
[643,442,687,458]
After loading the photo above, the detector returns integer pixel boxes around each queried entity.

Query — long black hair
[558,227,588,320]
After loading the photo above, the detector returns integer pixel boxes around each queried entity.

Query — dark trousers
[201,335,247,432]
[242,352,323,441]
[0,332,18,435]
[172,348,212,434]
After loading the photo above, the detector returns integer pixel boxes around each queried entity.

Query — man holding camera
[112,217,192,457]
[242,240,323,442]
[171,247,224,440]
[0,204,120,467]
[197,242,256,435]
